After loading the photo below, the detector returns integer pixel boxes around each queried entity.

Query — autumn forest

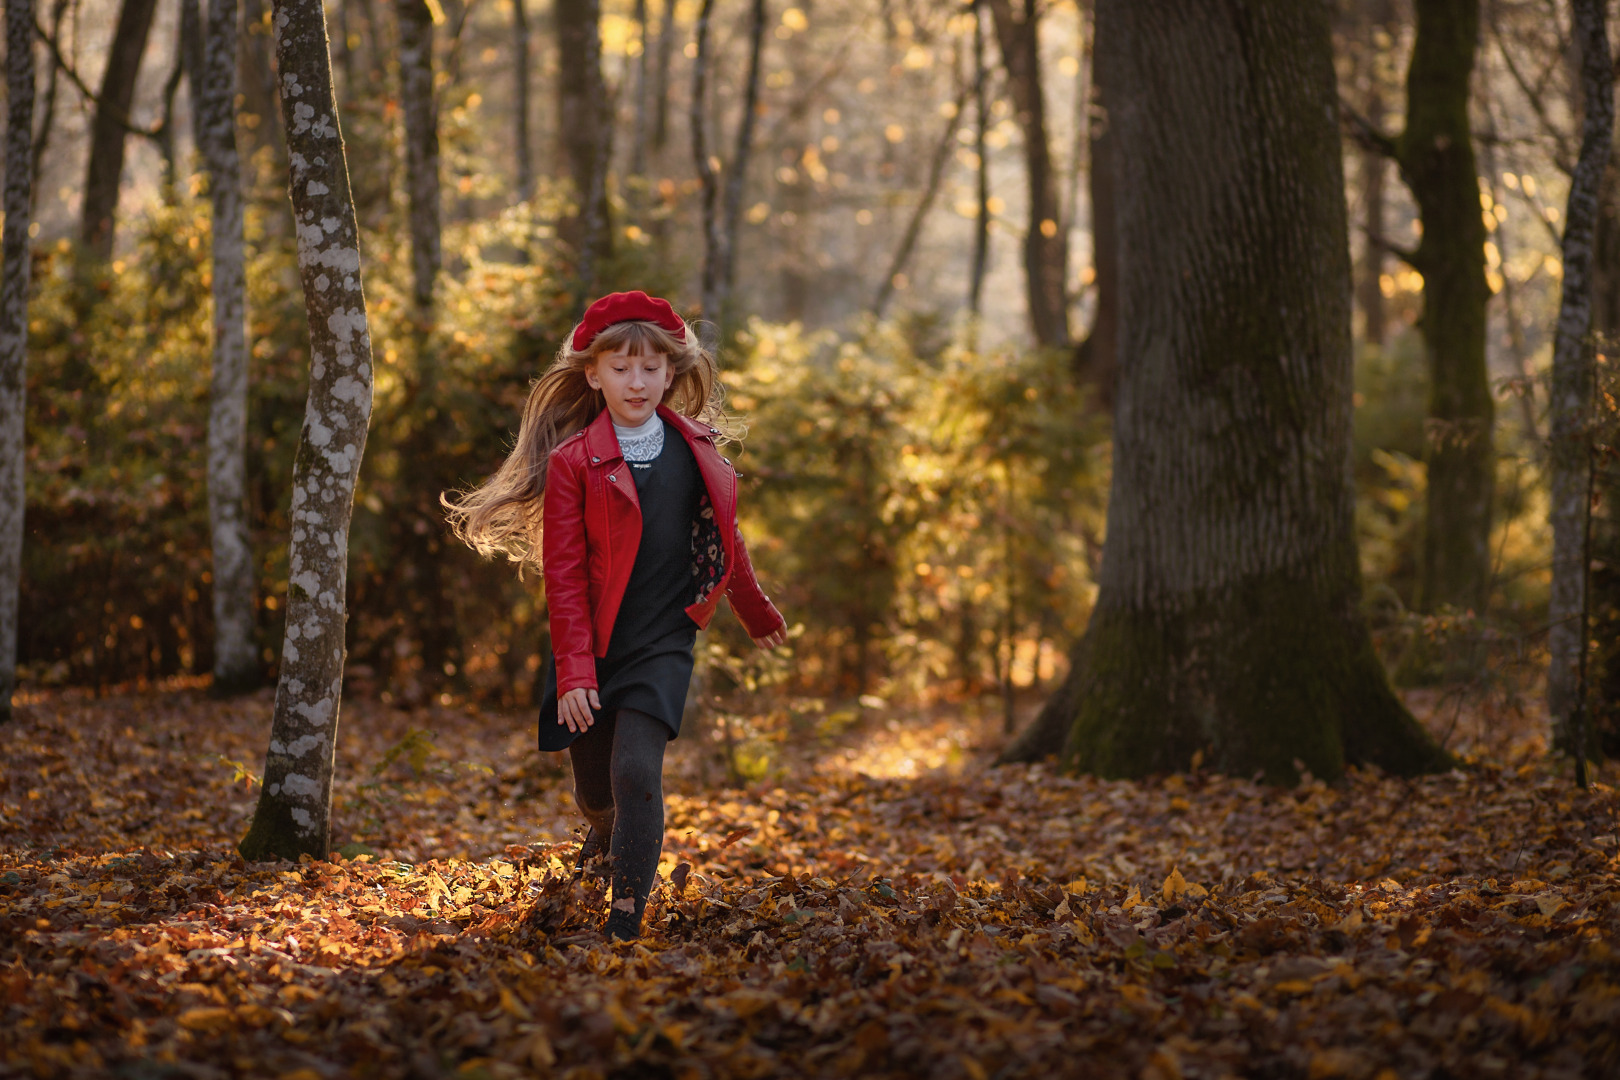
[2,0,1619,1077]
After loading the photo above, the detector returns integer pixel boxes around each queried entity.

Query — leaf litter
[2,687,1618,1078]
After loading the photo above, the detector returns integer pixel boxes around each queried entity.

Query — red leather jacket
[542,405,785,694]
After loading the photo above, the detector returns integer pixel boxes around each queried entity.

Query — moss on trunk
[238,789,328,863]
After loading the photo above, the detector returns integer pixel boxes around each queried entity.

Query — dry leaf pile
[2,688,1618,1079]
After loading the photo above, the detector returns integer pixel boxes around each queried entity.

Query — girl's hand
[558,687,601,732]
[752,626,787,650]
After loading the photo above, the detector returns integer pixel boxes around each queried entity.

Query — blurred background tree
[5,0,1616,777]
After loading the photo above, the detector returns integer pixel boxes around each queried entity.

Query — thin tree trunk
[239,0,375,862]
[79,0,159,260]
[628,0,648,216]
[1072,74,1115,407]
[691,0,722,338]
[556,0,612,294]
[199,0,258,694]
[0,0,35,723]
[1356,0,1394,353]
[396,0,440,313]
[986,0,1069,347]
[1547,0,1612,778]
[30,0,68,193]
[968,0,989,317]
[513,0,532,201]
[1396,0,1494,614]
[1003,0,1447,782]
[238,0,286,183]
[718,0,767,312]
[874,79,972,317]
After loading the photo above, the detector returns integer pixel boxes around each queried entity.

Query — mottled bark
[396,0,440,312]
[1072,76,1116,408]
[1004,0,1446,782]
[239,0,374,862]
[986,0,1069,348]
[199,0,258,694]
[555,0,612,292]
[1546,0,1612,773]
[1396,0,1494,614]
[79,0,158,260]
[513,0,532,201]
[0,0,35,723]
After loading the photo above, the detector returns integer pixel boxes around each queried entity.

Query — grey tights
[568,708,670,936]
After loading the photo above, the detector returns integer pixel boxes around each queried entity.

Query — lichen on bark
[239,0,374,862]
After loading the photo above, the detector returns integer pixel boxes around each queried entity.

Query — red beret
[571,291,687,351]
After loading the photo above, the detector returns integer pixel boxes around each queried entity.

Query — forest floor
[1,682,1617,1079]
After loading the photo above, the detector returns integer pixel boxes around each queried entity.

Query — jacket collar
[579,404,717,466]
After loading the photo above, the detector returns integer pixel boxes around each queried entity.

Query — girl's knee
[611,756,662,803]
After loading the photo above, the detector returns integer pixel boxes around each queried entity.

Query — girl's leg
[567,710,618,874]
[603,708,670,939]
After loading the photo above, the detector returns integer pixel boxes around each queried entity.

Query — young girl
[445,290,786,941]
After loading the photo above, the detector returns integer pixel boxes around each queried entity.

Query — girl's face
[586,347,675,428]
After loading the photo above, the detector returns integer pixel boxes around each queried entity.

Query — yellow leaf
[1535,894,1566,918]
[177,1006,234,1032]
[1162,867,1188,902]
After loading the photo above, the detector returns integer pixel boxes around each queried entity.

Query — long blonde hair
[443,317,726,571]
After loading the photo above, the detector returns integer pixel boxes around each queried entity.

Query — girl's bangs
[593,320,682,358]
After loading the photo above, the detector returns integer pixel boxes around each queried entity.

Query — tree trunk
[238,0,287,186]
[691,0,721,337]
[0,0,35,724]
[1590,120,1620,761]
[718,0,766,313]
[1003,0,1447,783]
[513,0,532,201]
[986,0,1069,348]
[874,79,971,317]
[79,0,159,260]
[199,0,259,694]
[1357,0,1393,351]
[239,0,375,862]
[1397,0,1494,615]
[555,0,612,294]
[1546,0,1613,775]
[1072,74,1116,407]
[968,0,989,317]
[30,0,67,193]
[396,0,441,313]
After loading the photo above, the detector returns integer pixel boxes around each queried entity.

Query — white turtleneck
[613,413,666,463]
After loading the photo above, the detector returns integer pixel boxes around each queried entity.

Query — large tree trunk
[199,0,259,694]
[79,0,159,260]
[513,0,533,201]
[1004,0,1447,783]
[986,0,1069,348]
[1397,0,1494,615]
[1546,0,1613,775]
[555,0,612,294]
[239,0,375,862]
[0,0,35,723]
[396,0,441,312]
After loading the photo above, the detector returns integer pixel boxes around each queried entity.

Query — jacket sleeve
[726,525,786,639]
[542,450,598,694]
